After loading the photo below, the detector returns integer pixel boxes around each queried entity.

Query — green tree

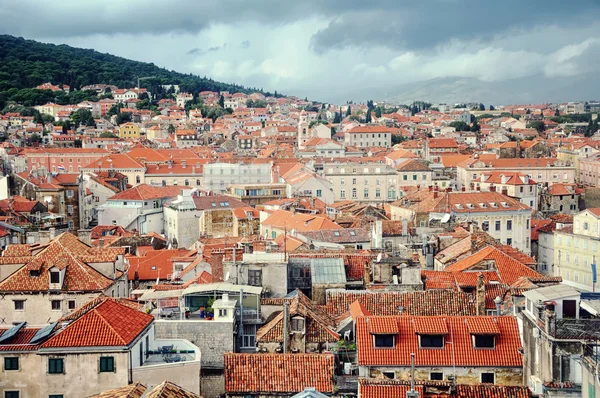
[333,112,341,124]
[108,103,124,116]
[375,107,382,118]
[449,121,470,131]
[365,109,372,123]
[167,124,176,135]
[116,112,131,125]
[489,105,495,111]
[99,131,118,138]
[346,106,351,117]
[470,119,481,132]
[30,133,42,144]
[74,139,82,148]
[479,103,485,111]
[529,120,545,133]
[218,94,225,108]
[71,108,95,127]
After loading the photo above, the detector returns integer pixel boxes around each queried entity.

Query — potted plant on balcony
[205,299,215,320]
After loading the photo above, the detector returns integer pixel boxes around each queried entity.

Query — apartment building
[344,126,394,148]
[203,162,273,193]
[554,208,600,291]
[457,157,575,189]
[323,162,399,202]
[23,148,109,173]
[477,171,538,209]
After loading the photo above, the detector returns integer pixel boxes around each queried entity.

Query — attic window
[350,231,356,236]
[466,203,474,210]
[334,231,341,236]
[374,334,395,348]
[151,266,156,270]
[490,202,498,208]
[501,202,509,208]
[50,271,60,284]
[419,335,444,348]
[211,203,217,207]
[473,335,496,349]
[455,204,463,210]
[479,203,487,208]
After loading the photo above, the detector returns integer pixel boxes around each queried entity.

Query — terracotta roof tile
[146,381,201,398]
[357,316,522,367]
[87,382,147,398]
[42,299,153,348]
[224,353,334,394]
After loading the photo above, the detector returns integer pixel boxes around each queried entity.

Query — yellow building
[118,122,140,139]
[554,208,600,291]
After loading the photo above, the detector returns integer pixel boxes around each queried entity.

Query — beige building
[554,208,600,291]
[0,297,201,398]
[323,162,399,202]
[0,233,128,326]
[396,159,433,188]
[344,125,394,148]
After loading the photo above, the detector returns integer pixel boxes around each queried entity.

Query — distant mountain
[348,75,600,106]
[0,35,278,108]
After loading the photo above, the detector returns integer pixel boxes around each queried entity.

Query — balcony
[142,338,200,366]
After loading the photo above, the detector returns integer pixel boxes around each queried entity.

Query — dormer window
[334,231,341,237]
[419,334,444,348]
[291,317,305,332]
[374,334,395,348]
[473,335,496,348]
[50,271,60,284]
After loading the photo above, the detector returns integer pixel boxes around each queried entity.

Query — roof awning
[183,282,262,296]
[138,289,183,301]
[581,299,600,316]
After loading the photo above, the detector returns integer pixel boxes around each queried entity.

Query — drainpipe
[283,301,289,353]
[239,288,244,351]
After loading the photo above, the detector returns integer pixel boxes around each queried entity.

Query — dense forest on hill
[0,35,278,109]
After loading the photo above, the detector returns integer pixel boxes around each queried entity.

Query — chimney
[47,173,53,184]
[77,229,92,246]
[428,186,432,192]
[476,186,481,191]
[501,188,508,196]
[544,302,556,336]
[39,230,51,245]
[476,273,486,316]
[433,190,439,199]
[210,252,224,282]
[364,261,371,286]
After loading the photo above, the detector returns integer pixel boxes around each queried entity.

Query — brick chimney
[476,273,486,316]
[210,252,224,282]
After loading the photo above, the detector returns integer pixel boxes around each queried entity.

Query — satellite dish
[376,253,382,263]
[225,272,230,282]
[441,214,451,223]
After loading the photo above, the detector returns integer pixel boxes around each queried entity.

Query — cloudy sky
[1,0,600,103]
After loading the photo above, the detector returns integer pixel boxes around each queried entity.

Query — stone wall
[154,319,235,368]
[200,370,225,398]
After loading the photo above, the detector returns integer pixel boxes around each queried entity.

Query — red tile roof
[224,353,334,394]
[412,317,448,335]
[42,299,153,348]
[0,327,42,351]
[358,379,532,398]
[127,249,195,281]
[110,184,190,201]
[368,317,400,334]
[357,316,522,367]
[465,317,501,335]
[0,233,124,293]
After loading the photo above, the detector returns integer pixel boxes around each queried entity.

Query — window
[49,395,64,398]
[316,189,322,197]
[403,175,408,181]
[99,356,115,372]
[481,372,495,383]
[67,205,73,215]
[66,190,74,198]
[291,317,305,332]
[495,220,501,231]
[4,357,19,371]
[50,271,60,284]
[4,392,19,398]
[474,335,495,348]
[584,222,589,230]
[340,189,346,199]
[218,309,228,317]
[352,188,357,198]
[352,178,357,185]
[51,300,61,311]
[374,334,395,348]
[376,189,381,198]
[48,358,64,374]
[68,300,76,310]
[248,270,262,287]
[13,300,24,311]
[136,175,141,184]
[382,371,395,379]
[506,220,512,231]
[430,372,444,381]
[242,324,256,348]
[506,238,512,246]
[364,189,369,199]
[420,335,444,348]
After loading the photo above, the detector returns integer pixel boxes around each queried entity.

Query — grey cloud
[186,47,203,55]
[240,40,251,49]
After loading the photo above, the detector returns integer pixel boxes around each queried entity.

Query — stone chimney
[475,273,486,316]
[364,261,371,286]
[39,230,51,245]
[210,252,225,282]
[77,229,92,246]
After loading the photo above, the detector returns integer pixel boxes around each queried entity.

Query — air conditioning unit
[529,376,543,395]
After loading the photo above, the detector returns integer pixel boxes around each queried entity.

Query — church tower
[297,111,310,149]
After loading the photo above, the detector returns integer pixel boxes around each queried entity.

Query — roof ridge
[93,301,130,346]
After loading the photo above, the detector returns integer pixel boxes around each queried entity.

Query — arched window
[136,175,141,184]
[364,188,369,199]
[196,179,201,186]
[185,179,189,186]
[352,188,357,198]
